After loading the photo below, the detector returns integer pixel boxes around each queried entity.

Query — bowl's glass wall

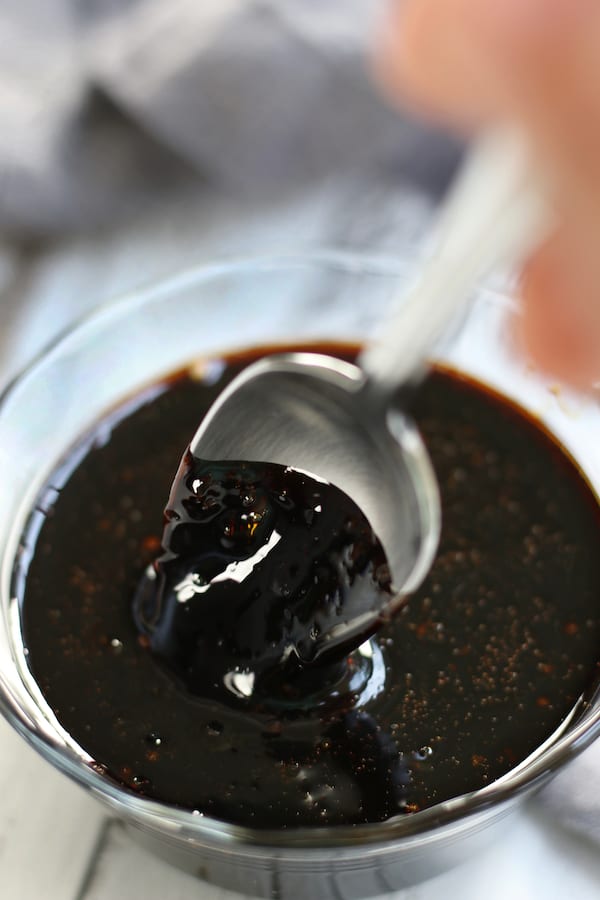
[0,254,599,862]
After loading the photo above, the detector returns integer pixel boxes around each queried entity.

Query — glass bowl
[0,253,599,899]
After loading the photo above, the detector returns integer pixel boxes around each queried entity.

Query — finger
[519,228,600,387]
[375,0,593,127]
[509,9,600,385]
[374,0,508,127]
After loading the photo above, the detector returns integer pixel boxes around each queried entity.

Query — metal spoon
[187,132,549,657]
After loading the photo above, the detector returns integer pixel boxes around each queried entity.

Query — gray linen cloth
[0,0,459,236]
[0,0,597,848]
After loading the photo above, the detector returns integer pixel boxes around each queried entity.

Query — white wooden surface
[79,805,600,900]
[0,717,105,900]
[0,178,599,899]
[2,716,600,900]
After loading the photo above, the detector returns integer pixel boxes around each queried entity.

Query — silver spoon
[187,132,549,657]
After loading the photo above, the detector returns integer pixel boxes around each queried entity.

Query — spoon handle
[359,130,551,393]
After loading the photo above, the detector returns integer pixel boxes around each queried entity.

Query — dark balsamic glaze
[133,455,392,699]
[18,345,600,828]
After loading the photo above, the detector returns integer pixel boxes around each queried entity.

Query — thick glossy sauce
[134,454,392,693]
[17,346,600,828]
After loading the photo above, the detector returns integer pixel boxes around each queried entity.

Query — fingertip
[372,0,511,128]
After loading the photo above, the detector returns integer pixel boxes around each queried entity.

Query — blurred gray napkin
[0,0,458,237]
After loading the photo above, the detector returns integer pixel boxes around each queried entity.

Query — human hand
[375,0,600,386]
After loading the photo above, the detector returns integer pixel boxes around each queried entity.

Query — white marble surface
[0,177,599,899]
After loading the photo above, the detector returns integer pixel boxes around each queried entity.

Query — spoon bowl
[190,351,441,653]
